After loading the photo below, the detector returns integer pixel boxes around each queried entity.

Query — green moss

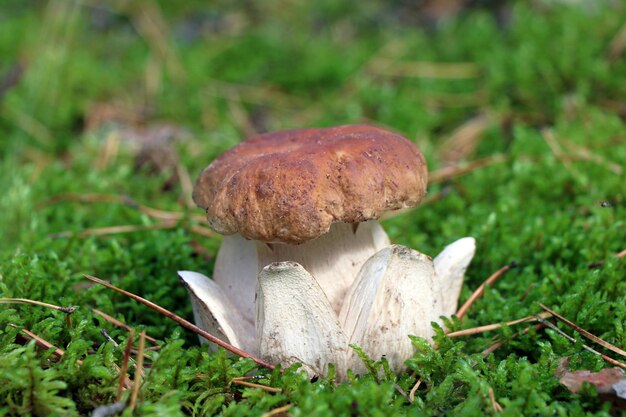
[1,1,625,415]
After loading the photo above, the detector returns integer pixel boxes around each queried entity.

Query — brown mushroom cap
[193,125,428,244]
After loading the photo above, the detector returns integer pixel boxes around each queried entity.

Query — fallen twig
[455,262,517,321]
[127,2,185,83]
[482,323,545,357]
[51,221,213,240]
[205,78,306,109]
[117,329,135,401]
[541,129,619,180]
[231,376,281,393]
[10,324,70,362]
[588,248,626,269]
[430,154,507,184]
[608,22,626,60]
[175,161,195,209]
[560,140,623,175]
[393,383,409,401]
[534,315,626,370]
[186,224,215,238]
[11,324,133,388]
[542,128,583,182]
[260,404,293,417]
[100,329,119,348]
[40,193,205,223]
[439,113,492,166]
[488,387,503,413]
[538,303,626,358]
[92,308,159,345]
[227,90,259,138]
[50,221,179,238]
[408,378,422,403]
[368,59,481,79]
[128,331,146,411]
[43,192,213,239]
[96,131,121,170]
[447,312,552,338]
[84,274,274,370]
[0,298,76,314]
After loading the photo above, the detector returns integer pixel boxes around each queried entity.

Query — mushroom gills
[339,245,442,375]
[256,261,348,378]
[178,270,256,354]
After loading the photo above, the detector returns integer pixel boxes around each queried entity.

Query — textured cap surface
[193,125,427,244]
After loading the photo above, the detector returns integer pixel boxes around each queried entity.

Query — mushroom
[192,125,428,317]
[179,124,476,378]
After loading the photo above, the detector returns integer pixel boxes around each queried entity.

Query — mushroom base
[179,236,476,379]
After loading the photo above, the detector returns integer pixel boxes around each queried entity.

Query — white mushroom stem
[212,234,258,328]
[214,220,390,323]
[256,262,348,378]
[339,245,442,374]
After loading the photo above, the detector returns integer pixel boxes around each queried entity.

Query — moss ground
[1,1,625,416]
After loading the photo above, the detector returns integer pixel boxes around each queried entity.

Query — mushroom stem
[213,221,390,322]
[213,234,259,326]
[256,220,390,314]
